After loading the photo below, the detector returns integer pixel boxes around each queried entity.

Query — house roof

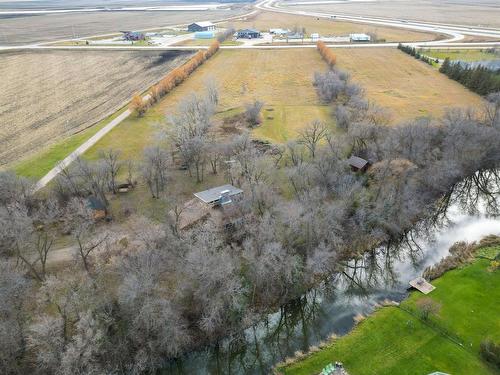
[348,156,369,169]
[194,184,243,204]
[191,21,214,27]
[238,28,260,33]
[350,33,370,39]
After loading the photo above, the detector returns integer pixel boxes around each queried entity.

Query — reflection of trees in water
[169,169,500,375]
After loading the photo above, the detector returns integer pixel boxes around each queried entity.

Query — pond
[162,171,500,374]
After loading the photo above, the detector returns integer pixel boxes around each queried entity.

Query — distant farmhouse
[188,21,215,32]
[350,33,371,42]
[121,31,145,41]
[237,29,261,39]
[194,184,243,206]
[269,28,289,36]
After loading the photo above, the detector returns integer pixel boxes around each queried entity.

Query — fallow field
[0,49,194,167]
[224,11,440,42]
[334,48,484,121]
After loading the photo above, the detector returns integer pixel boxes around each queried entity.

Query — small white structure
[270,28,289,36]
[350,33,371,42]
[311,33,320,41]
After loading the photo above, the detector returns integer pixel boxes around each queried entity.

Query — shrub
[245,100,265,126]
[130,94,148,116]
[317,41,336,68]
[480,339,500,369]
[415,297,441,320]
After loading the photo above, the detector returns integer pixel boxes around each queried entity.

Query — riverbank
[277,239,500,375]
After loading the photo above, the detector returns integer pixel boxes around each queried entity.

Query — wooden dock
[409,277,436,294]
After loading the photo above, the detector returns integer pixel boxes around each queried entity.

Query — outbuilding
[350,33,371,42]
[237,29,261,39]
[86,196,107,220]
[121,31,145,41]
[347,156,370,172]
[188,21,215,32]
[269,28,289,36]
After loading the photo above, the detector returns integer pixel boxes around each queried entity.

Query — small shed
[270,28,289,35]
[194,184,243,206]
[311,33,320,41]
[237,29,261,39]
[121,31,145,41]
[409,277,436,295]
[348,156,370,172]
[188,21,215,32]
[86,196,107,220]
[350,33,371,42]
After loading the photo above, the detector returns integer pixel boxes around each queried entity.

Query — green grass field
[421,49,500,62]
[280,246,500,375]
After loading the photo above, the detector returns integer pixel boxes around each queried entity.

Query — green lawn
[12,107,129,179]
[420,49,500,62]
[280,246,500,375]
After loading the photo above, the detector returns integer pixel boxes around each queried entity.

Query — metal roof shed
[194,184,243,205]
[348,156,370,171]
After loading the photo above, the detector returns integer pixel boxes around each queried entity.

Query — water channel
[163,171,500,374]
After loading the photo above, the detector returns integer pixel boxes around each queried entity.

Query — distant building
[195,31,215,39]
[311,33,320,41]
[194,184,243,206]
[350,33,371,42]
[188,21,215,32]
[347,156,370,172]
[121,31,145,41]
[269,28,289,36]
[237,29,261,39]
[287,32,304,40]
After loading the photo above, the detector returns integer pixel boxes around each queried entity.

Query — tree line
[439,57,500,96]
[397,43,438,66]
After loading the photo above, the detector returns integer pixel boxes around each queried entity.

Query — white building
[311,33,320,41]
[350,33,371,42]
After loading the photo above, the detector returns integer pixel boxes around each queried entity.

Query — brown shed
[347,156,370,172]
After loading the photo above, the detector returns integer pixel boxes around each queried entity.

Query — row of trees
[317,41,337,68]
[397,43,438,66]
[439,57,500,96]
[131,40,221,116]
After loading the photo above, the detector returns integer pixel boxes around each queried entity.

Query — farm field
[421,48,500,62]
[334,48,484,121]
[283,0,500,28]
[224,11,440,42]
[0,49,194,167]
[281,245,500,375]
[0,8,247,46]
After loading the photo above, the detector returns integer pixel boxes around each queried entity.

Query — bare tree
[245,100,264,127]
[298,120,328,159]
[99,149,122,194]
[142,147,169,198]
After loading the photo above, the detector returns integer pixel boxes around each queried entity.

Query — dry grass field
[0,7,247,46]
[285,0,500,28]
[82,48,334,163]
[223,11,440,42]
[0,49,194,166]
[334,48,484,121]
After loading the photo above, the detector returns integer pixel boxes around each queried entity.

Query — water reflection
[163,170,500,375]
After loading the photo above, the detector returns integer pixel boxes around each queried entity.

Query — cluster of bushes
[317,40,336,68]
[131,40,220,116]
[397,44,438,66]
[423,241,476,280]
[480,339,500,369]
[439,57,500,96]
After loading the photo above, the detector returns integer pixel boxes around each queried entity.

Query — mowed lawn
[281,247,500,375]
[84,48,333,162]
[225,11,439,42]
[334,48,484,121]
[421,48,500,62]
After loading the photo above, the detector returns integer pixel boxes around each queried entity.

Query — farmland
[0,7,247,46]
[334,48,484,121]
[224,11,441,42]
[284,0,500,28]
[0,49,194,167]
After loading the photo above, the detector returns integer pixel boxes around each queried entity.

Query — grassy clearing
[334,48,484,121]
[224,11,439,42]
[83,48,333,159]
[420,49,500,62]
[281,246,500,375]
